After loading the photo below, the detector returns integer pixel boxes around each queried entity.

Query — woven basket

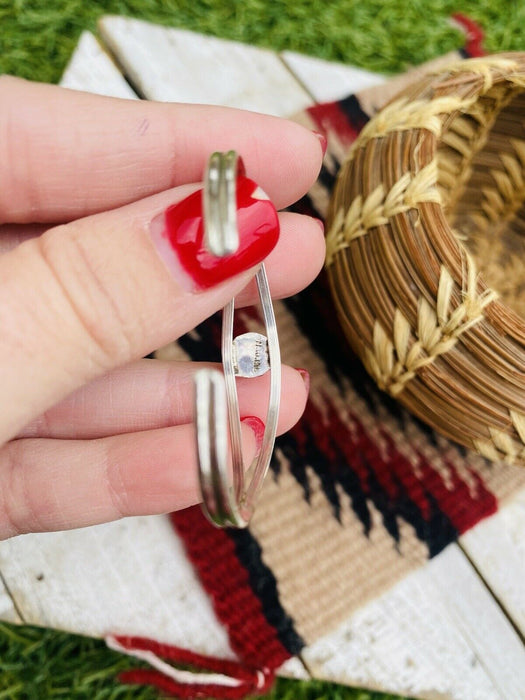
[326,53,525,467]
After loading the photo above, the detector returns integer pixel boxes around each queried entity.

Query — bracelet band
[194,151,281,528]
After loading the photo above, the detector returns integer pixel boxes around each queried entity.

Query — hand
[0,76,325,539]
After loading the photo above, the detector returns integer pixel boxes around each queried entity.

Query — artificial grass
[0,0,523,699]
[1,0,525,85]
[0,623,407,700]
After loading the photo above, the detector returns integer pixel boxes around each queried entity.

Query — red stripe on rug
[307,100,362,149]
[452,13,485,57]
[299,391,497,539]
[170,506,291,671]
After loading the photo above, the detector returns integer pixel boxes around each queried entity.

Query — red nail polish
[295,368,310,394]
[150,177,279,291]
[313,131,328,156]
[241,415,265,452]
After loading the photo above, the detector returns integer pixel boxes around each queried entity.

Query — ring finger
[0,421,261,539]
[0,184,322,444]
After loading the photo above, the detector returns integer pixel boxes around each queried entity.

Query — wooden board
[1,18,524,699]
[0,516,236,657]
[60,30,137,99]
[461,488,525,635]
[302,546,525,700]
[280,50,385,103]
[98,16,312,115]
[0,574,21,625]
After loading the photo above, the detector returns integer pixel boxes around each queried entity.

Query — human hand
[0,76,325,539]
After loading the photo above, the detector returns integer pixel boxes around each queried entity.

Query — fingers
[235,212,324,306]
[0,213,325,307]
[0,224,47,254]
[18,361,309,439]
[0,78,322,539]
[0,421,260,538]
[0,185,321,443]
[0,76,324,224]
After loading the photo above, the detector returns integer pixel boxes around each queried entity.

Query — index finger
[0,76,323,224]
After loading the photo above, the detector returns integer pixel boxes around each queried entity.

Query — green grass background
[0,1,524,698]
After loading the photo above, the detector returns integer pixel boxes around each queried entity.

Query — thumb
[0,178,279,443]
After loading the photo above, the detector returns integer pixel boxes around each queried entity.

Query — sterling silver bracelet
[194,151,281,528]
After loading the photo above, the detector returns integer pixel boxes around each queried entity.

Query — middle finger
[18,360,309,439]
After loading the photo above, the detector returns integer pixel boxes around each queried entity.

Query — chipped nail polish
[240,415,265,452]
[312,130,328,156]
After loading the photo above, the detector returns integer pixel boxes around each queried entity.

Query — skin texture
[0,76,325,539]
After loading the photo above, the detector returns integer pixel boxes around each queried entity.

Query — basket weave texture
[326,54,525,467]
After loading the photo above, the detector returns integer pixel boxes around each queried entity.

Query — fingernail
[241,416,265,452]
[295,368,310,394]
[150,177,280,291]
[312,131,327,156]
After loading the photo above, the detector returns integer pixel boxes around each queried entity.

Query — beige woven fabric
[168,53,525,650]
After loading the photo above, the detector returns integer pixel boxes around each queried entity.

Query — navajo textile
[132,36,525,699]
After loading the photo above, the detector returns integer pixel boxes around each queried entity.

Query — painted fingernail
[241,416,265,452]
[312,131,327,156]
[150,177,280,291]
[295,368,310,394]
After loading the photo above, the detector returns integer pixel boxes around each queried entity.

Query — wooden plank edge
[301,543,525,700]
[460,487,525,637]
[60,30,138,98]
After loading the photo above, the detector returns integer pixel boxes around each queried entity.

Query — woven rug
[114,32,525,699]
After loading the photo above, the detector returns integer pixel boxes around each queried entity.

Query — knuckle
[0,443,46,538]
[0,83,20,223]
[0,77,40,223]
[36,224,137,369]
[103,443,131,520]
